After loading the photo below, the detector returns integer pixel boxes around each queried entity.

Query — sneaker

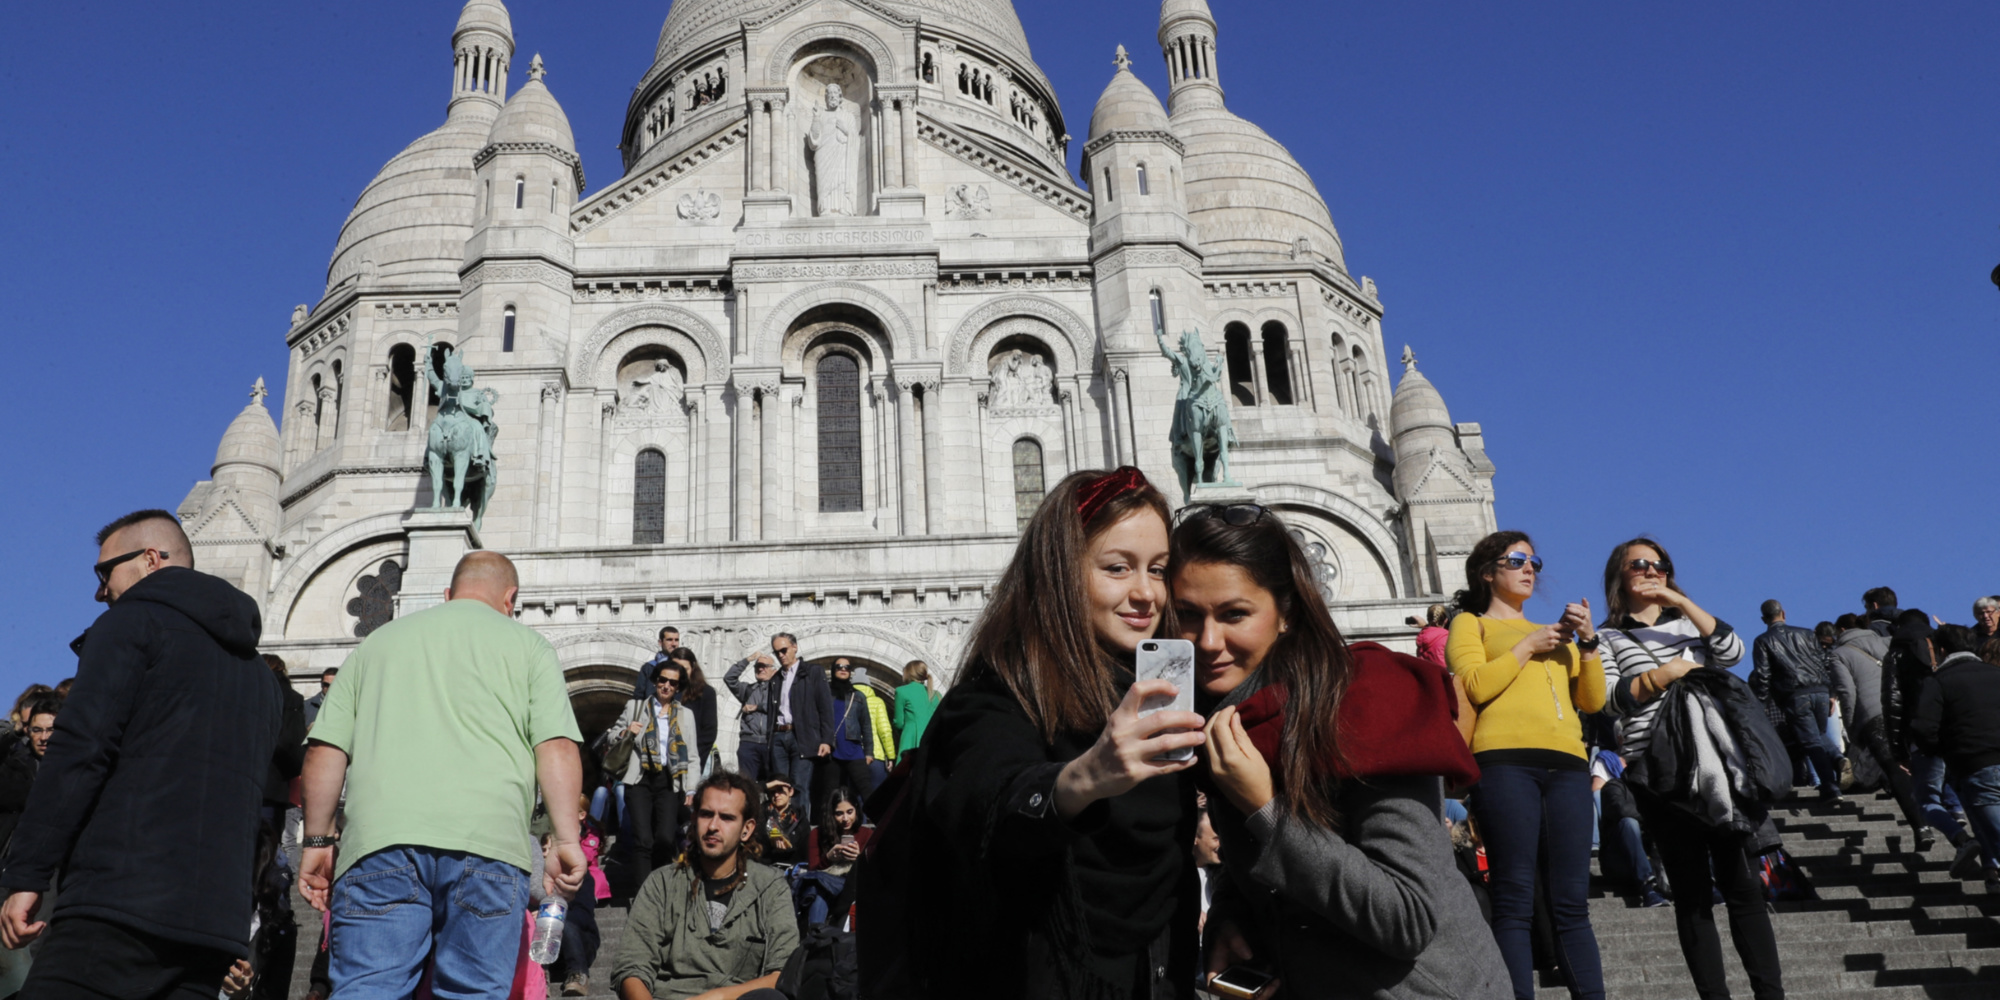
[1817,786,1844,803]
[562,973,589,997]
[1641,888,1670,908]
[1950,839,1985,880]
[1916,833,1938,853]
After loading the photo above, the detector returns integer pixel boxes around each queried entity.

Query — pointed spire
[1113,45,1132,72]
[1400,345,1417,373]
[250,377,268,406]
[528,53,545,83]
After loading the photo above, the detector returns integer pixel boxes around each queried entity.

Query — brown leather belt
[775,724,793,732]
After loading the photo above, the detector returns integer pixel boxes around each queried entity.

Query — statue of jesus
[806,83,858,216]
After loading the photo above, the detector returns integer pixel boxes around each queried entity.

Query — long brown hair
[958,468,1174,744]
[1599,536,1685,625]
[1453,530,1534,616]
[1172,510,1353,830]
[668,646,709,702]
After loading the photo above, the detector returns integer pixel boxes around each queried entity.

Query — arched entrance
[565,664,641,742]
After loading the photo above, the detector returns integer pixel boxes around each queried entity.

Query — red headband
[1075,466,1150,525]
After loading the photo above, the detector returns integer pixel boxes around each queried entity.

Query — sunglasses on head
[1496,553,1543,572]
[1626,558,1672,574]
[1174,503,1272,527]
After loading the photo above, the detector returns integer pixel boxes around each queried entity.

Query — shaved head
[98,511,192,567]
[446,550,519,614]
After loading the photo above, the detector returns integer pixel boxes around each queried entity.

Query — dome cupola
[485,55,583,189]
[1087,46,1170,143]
[213,378,282,479]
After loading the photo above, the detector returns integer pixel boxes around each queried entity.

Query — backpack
[1759,846,1816,902]
[776,922,858,1000]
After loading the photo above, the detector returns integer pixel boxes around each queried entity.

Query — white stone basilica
[178,0,1500,747]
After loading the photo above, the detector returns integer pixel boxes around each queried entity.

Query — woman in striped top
[1598,537,1784,1000]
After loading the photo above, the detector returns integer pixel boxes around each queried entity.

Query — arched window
[386,344,416,431]
[550,179,559,212]
[483,179,492,216]
[1261,321,1294,405]
[1224,323,1256,406]
[502,306,516,352]
[1350,347,1367,417]
[514,175,525,210]
[1136,162,1150,196]
[1012,438,1045,531]
[1102,168,1115,202]
[633,448,667,544]
[1148,289,1166,339]
[922,53,936,84]
[816,353,863,513]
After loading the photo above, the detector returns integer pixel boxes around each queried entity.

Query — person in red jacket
[1171,502,1509,1000]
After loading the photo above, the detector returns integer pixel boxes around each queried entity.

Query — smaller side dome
[214,379,282,477]
[456,0,513,42]
[1088,46,1170,142]
[488,56,575,154]
[1389,347,1453,440]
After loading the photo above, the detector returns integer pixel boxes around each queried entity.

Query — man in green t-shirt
[297,551,585,1000]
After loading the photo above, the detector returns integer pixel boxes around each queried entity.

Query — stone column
[533,382,564,546]
[758,386,779,540]
[899,94,919,188]
[733,383,757,541]
[1107,367,1132,466]
[771,96,791,197]
[894,379,925,535]
[749,100,769,192]
[703,384,731,542]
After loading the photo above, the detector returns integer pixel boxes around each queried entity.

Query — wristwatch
[1576,635,1601,653]
[303,835,340,849]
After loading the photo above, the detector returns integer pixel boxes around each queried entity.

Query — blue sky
[1,1,1995,692]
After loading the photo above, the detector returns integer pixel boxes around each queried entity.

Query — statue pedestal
[742,192,794,225]
[1187,482,1257,506]
[877,191,925,219]
[396,509,482,617]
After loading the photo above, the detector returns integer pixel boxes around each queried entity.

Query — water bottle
[527,899,566,965]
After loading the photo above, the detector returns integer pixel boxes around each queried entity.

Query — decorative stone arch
[760,282,915,363]
[266,512,412,637]
[947,296,1091,375]
[571,305,727,388]
[1251,482,1405,599]
[551,628,657,669]
[593,326,712,390]
[781,318,894,371]
[790,623,931,694]
[762,22,897,87]
[1211,305,1298,334]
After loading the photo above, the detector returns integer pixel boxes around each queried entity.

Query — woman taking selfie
[1178,504,1508,999]
[912,467,1205,1000]
[1596,538,1782,1000]
[1446,531,1606,1000]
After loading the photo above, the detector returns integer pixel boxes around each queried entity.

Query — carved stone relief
[676,188,722,220]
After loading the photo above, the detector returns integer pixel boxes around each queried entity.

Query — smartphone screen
[1211,965,1274,998]
[1134,639,1196,762]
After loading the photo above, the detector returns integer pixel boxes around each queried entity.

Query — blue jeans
[737,738,776,784]
[790,868,848,927]
[329,847,529,1000]
[773,730,818,822]
[1952,764,2000,871]
[1914,752,1970,843]
[1470,763,1604,1000]
[1786,690,1844,793]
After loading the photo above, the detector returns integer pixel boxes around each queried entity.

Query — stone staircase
[1535,790,2000,999]
[282,790,2000,999]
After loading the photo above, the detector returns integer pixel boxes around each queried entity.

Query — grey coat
[1212,775,1509,1000]
[602,697,699,789]
[1833,628,1892,727]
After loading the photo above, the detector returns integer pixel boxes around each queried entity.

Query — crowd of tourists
[0,490,1996,1000]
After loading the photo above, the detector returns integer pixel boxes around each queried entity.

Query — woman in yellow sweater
[1446,530,1606,1000]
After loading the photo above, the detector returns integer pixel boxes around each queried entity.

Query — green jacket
[611,858,800,1000]
[893,681,940,754]
[856,686,898,762]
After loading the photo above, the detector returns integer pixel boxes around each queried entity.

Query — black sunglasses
[1175,503,1272,527]
[93,549,153,585]
[656,677,680,687]
[1496,553,1543,572]
[1626,558,1672,575]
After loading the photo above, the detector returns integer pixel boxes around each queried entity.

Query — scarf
[1234,641,1480,789]
[639,697,691,784]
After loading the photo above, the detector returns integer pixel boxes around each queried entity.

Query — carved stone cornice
[574,120,748,237]
[917,118,1090,220]
[732,258,937,282]
[1081,128,1185,160]
[475,141,586,191]
[462,260,573,296]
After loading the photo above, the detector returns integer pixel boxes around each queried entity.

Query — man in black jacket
[761,633,834,822]
[0,696,59,850]
[0,510,283,997]
[1911,624,2000,884]
[1751,599,1846,801]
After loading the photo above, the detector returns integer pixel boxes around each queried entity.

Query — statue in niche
[990,350,1053,408]
[807,83,859,217]
[1157,327,1239,499]
[423,336,498,530]
[623,359,685,415]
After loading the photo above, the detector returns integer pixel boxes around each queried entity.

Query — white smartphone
[1134,639,1197,762]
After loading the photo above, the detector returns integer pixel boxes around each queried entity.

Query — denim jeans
[773,730,818,822]
[1785,690,1844,794]
[1469,763,1604,1000]
[559,870,601,979]
[1952,764,2000,871]
[329,847,529,1000]
[1633,787,1785,1000]
[790,868,848,927]
[737,738,777,784]
[1914,752,1970,843]
[1598,817,1655,892]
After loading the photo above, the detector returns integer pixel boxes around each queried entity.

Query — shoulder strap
[1611,628,1668,669]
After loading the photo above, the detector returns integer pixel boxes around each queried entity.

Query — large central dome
[655,0,1035,68]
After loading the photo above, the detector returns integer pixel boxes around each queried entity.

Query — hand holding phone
[1135,640,1198,763]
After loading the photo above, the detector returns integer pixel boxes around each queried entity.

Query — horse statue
[1157,327,1240,501]
[423,338,499,530]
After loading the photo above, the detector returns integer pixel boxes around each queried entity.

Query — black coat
[904,668,1195,1000]
[0,740,39,853]
[1630,667,1791,835]
[1911,654,2000,774]
[263,686,307,806]
[783,662,837,752]
[1749,623,1833,702]
[0,567,283,956]
[1880,639,1935,761]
